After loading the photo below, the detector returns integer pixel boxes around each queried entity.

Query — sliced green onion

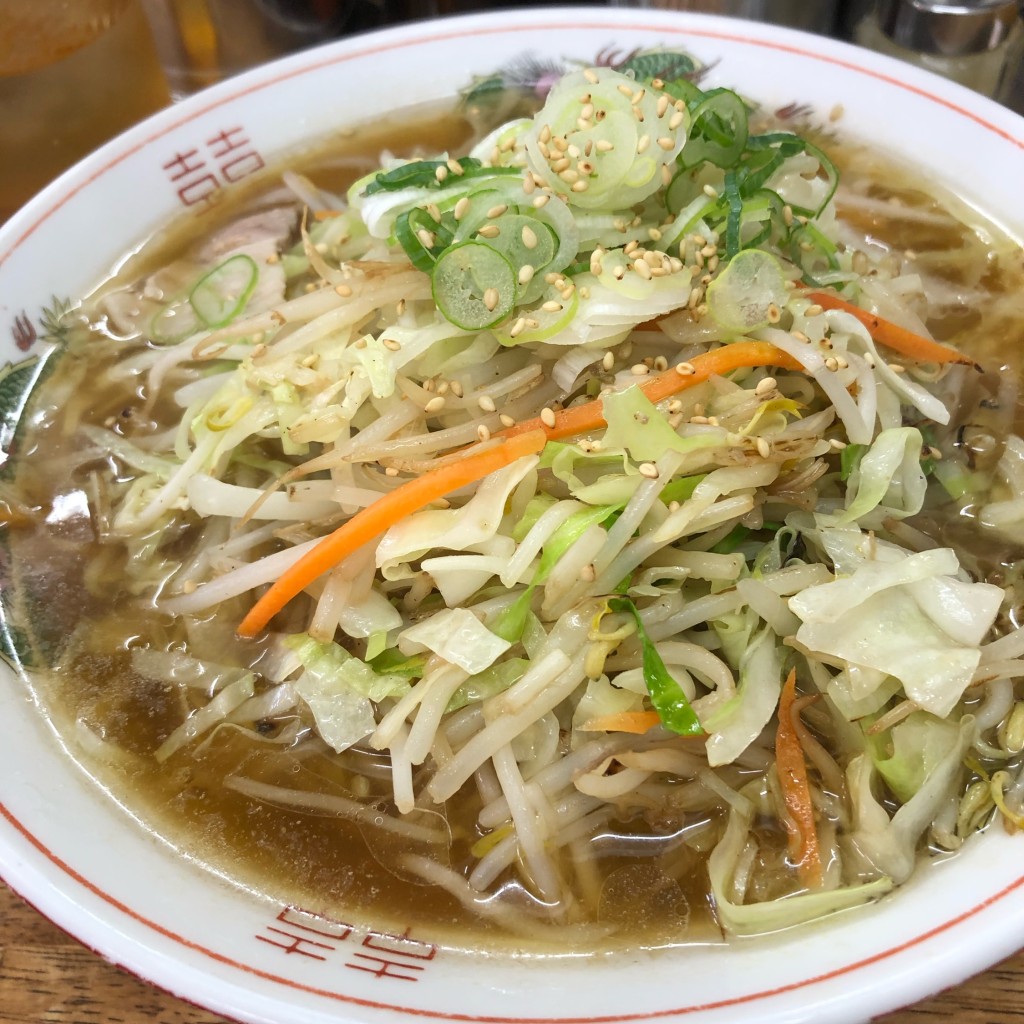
[707,249,789,335]
[395,207,453,272]
[189,254,259,329]
[431,241,515,330]
[680,88,749,170]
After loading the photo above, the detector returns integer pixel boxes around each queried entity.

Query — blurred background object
[0,0,171,223]
[606,0,840,35]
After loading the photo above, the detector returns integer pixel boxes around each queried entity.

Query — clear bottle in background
[0,1,172,222]
[853,0,1024,102]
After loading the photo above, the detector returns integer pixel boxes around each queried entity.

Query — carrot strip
[237,429,548,638]
[492,340,803,443]
[805,290,980,369]
[775,669,823,889]
[578,710,664,734]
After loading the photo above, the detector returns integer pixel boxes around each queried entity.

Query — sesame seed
[424,396,446,414]
[478,394,497,413]
[756,437,771,459]
[435,165,448,182]
[552,136,569,152]
[540,122,552,142]
[552,156,571,172]
[707,416,719,427]
[335,283,353,297]
[580,563,596,582]
[792,330,810,343]
[782,205,794,226]
[805,303,823,317]
[532,194,550,208]
[559,168,580,183]
[477,424,491,442]
[653,356,668,371]
[487,203,508,219]
[483,287,499,312]
[702,184,719,199]
[584,68,599,84]
[581,102,595,120]
[637,135,651,154]
[669,110,685,130]
[638,462,659,479]
[656,94,670,117]
[499,413,516,428]
[602,351,615,371]
[541,300,563,312]
[509,318,527,338]
[596,139,614,152]
[661,164,673,185]
[477,224,501,239]
[385,466,400,477]
[755,376,777,396]
[454,197,470,221]
[617,83,633,97]
[450,380,464,398]
[540,407,557,428]
[631,87,646,105]
[436,380,450,396]
[631,363,650,376]
[824,356,839,371]
[417,228,436,248]
[766,303,781,324]
[519,264,535,285]
[648,227,663,242]
[889,363,906,374]
[523,175,536,195]
[829,438,847,451]
[571,180,589,193]
[521,225,538,249]
[422,377,435,391]
[634,260,653,280]
[675,362,696,376]
[383,337,402,351]
[447,158,464,175]
[656,136,675,151]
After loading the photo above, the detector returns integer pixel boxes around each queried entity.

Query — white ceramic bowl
[2,8,1023,1023]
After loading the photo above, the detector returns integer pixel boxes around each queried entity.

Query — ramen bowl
[2,7,1024,1023]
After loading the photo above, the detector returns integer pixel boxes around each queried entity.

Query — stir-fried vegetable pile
[31,53,1024,940]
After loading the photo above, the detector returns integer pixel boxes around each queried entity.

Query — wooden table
[1,879,1022,1023]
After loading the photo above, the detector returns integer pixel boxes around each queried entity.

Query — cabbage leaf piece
[790,535,1003,718]
[400,607,511,674]
[287,633,410,753]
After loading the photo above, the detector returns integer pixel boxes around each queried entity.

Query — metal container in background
[607,0,840,36]
[852,0,1024,101]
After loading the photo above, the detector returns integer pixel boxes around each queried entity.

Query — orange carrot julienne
[805,290,981,369]
[493,341,803,443]
[776,669,823,890]
[578,710,664,735]
[237,429,548,638]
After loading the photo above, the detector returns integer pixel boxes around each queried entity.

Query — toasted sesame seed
[475,394,496,413]
[540,407,557,428]
[541,300,563,312]
[580,563,596,582]
[661,164,673,185]
[335,283,353,297]
[518,264,535,285]
[483,287,499,312]
[656,94,670,117]
[766,303,781,324]
[477,424,491,442]
[487,203,508,219]
[552,156,571,172]
[632,87,646,105]
[477,224,501,238]
[540,122,552,142]
[889,363,906,374]
[422,377,435,391]
[559,168,580,183]
[581,102,595,120]
[552,136,569,153]
[435,165,448,182]
[702,184,719,199]
[602,351,615,371]
[824,356,839,371]
[453,197,470,222]
[424,395,446,414]
[523,175,536,195]
[669,110,685,130]
[639,462,659,479]
[595,138,614,152]
[829,438,847,451]
[755,376,777,396]
[637,135,651,154]
[653,356,668,372]
[805,303,823,317]
[383,337,402,351]
[571,180,589,193]
[509,318,527,338]
[674,362,696,376]
[584,68,599,84]
[617,83,633,97]
[634,260,653,280]
[499,413,516,428]
[532,193,551,208]
[656,136,675,151]
[436,380,450,396]
[522,225,538,249]
[707,416,720,427]
[756,437,771,459]
[782,205,794,226]
[690,414,709,425]
[447,158,464,175]
[417,228,436,249]
[384,466,400,477]
[631,363,650,376]
[792,330,810,343]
